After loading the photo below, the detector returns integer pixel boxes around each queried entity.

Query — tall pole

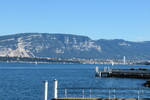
[44,80,48,100]
[54,79,58,99]
[123,56,126,65]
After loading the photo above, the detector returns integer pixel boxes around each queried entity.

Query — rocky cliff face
[0,33,150,60]
[0,33,102,58]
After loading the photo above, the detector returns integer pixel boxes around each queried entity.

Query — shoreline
[0,56,150,65]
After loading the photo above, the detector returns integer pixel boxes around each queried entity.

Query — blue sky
[0,0,150,41]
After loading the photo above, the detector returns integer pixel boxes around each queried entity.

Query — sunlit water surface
[0,62,149,100]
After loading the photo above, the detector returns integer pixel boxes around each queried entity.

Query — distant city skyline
[0,0,150,41]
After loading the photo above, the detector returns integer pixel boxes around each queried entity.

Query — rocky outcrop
[0,33,102,58]
[144,80,150,87]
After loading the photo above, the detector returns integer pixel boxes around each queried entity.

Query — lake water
[0,62,150,100]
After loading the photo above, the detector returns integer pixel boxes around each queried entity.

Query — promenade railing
[58,87,150,99]
[43,79,150,100]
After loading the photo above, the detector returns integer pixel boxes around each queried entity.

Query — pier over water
[95,67,150,79]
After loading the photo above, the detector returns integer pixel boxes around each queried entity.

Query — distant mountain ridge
[0,33,150,60]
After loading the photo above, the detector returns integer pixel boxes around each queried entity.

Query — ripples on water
[0,62,149,100]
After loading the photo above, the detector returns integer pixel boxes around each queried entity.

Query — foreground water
[0,62,149,100]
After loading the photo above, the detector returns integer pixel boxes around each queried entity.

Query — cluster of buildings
[70,58,134,65]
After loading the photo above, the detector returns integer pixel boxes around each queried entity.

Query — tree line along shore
[0,56,150,65]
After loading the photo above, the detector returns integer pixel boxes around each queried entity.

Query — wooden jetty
[95,66,150,79]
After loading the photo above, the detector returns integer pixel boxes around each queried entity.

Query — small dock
[95,67,150,79]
